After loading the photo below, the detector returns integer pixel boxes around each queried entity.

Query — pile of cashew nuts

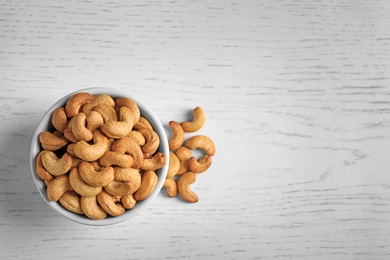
[164,106,216,203]
[35,92,168,219]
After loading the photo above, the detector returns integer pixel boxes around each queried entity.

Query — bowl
[30,87,169,226]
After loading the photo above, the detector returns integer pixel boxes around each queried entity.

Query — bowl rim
[30,87,169,226]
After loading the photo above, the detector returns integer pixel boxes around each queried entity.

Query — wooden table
[1,0,390,259]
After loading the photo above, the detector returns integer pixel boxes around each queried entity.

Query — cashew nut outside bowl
[30,87,169,226]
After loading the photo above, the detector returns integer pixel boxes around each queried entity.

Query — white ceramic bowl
[30,87,169,226]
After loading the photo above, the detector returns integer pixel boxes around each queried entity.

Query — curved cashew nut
[65,92,94,118]
[35,150,54,181]
[181,106,206,133]
[185,135,216,156]
[175,146,193,175]
[140,152,167,171]
[134,116,154,130]
[115,97,140,125]
[51,107,68,133]
[80,195,107,220]
[113,167,140,181]
[167,151,180,178]
[86,111,104,132]
[59,190,84,214]
[126,130,146,146]
[78,161,115,187]
[177,171,198,203]
[111,137,144,169]
[71,113,93,142]
[99,151,134,168]
[47,174,73,201]
[63,128,78,143]
[69,167,102,197]
[82,94,115,115]
[163,178,177,197]
[188,155,212,173]
[39,131,69,151]
[104,179,141,196]
[96,190,125,217]
[92,104,118,122]
[134,170,158,201]
[137,127,159,158]
[101,106,133,138]
[41,151,73,177]
[121,194,137,209]
[73,130,109,161]
[168,121,184,150]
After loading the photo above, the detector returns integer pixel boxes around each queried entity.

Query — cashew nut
[80,195,107,220]
[175,146,193,175]
[140,152,167,171]
[121,194,137,209]
[59,190,84,214]
[177,171,198,203]
[78,161,114,187]
[134,170,158,201]
[35,150,54,181]
[99,151,134,168]
[185,135,216,156]
[104,179,141,196]
[71,113,93,142]
[73,130,110,161]
[188,155,212,173]
[163,178,177,197]
[137,127,159,158]
[82,94,115,115]
[51,107,68,133]
[115,97,140,125]
[41,151,73,177]
[39,131,69,151]
[69,167,102,197]
[96,190,125,217]
[92,104,118,122]
[111,137,144,169]
[113,167,140,181]
[65,92,94,118]
[86,111,104,132]
[126,130,146,146]
[47,174,73,201]
[168,121,184,150]
[63,128,78,143]
[134,116,154,130]
[181,106,206,133]
[101,106,133,138]
[167,151,180,178]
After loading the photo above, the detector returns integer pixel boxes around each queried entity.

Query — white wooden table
[1,0,390,259]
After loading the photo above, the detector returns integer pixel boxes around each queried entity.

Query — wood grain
[1,0,390,259]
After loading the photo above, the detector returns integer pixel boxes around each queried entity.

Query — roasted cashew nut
[115,97,140,125]
[134,170,158,201]
[126,130,146,146]
[134,116,154,130]
[177,171,198,203]
[35,150,54,181]
[86,111,104,132]
[104,179,141,196]
[137,127,159,158]
[51,107,68,133]
[175,146,193,175]
[82,94,115,115]
[181,106,206,133]
[163,178,177,197]
[69,167,102,197]
[80,195,107,220]
[167,151,180,178]
[78,161,114,187]
[168,121,184,150]
[65,92,94,118]
[41,151,73,177]
[96,190,125,217]
[188,155,212,173]
[47,174,73,201]
[101,106,133,138]
[59,190,84,214]
[121,194,137,209]
[140,152,167,171]
[111,137,144,169]
[92,105,118,122]
[99,151,134,168]
[113,167,140,181]
[73,130,110,161]
[185,135,216,156]
[39,131,69,151]
[71,113,93,142]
